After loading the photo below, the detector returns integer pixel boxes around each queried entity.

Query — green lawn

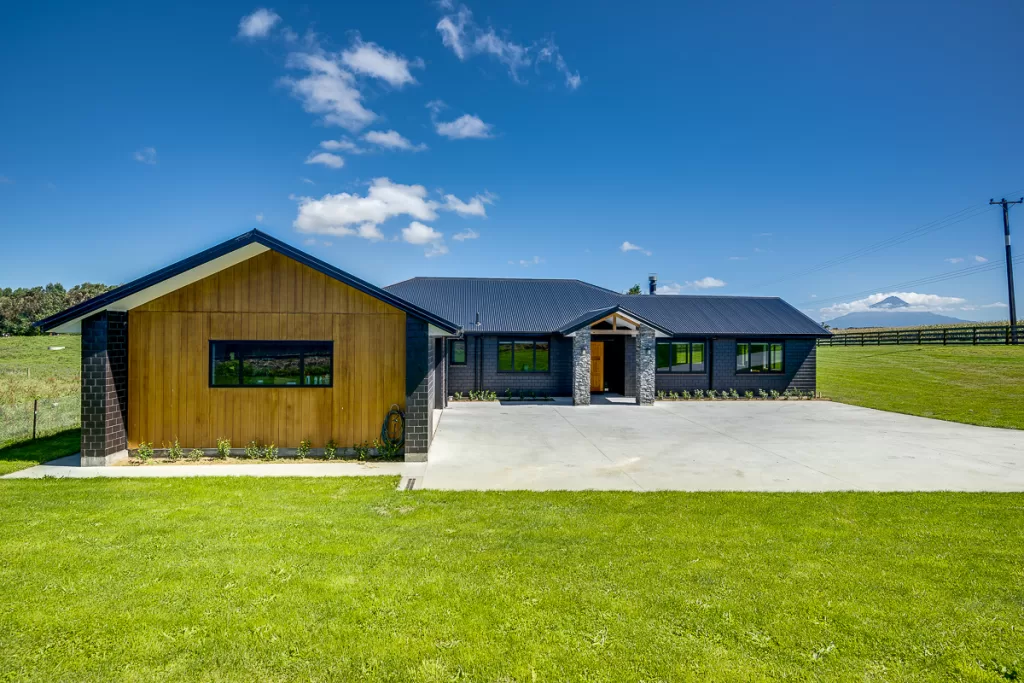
[0,336,81,446]
[0,429,80,476]
[817,345,1024,429]
[1,478,1022,681]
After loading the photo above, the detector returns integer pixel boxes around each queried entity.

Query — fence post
[972,327,977,345]
[32,398,38,440]
[942,329,947,346]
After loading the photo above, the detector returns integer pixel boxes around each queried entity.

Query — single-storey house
[37,230,830,465]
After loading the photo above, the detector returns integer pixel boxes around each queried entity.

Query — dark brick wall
[433,338,446,409]
[710,338,816,393]
[81,311,128,460]
[447,334,573,396]
[405,317,433,456]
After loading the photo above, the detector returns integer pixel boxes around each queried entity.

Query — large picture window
[210,341,333,387]
[656,340,706,373]
[736,341,784,373]
[449,339,467,365]
[497,339,550,373]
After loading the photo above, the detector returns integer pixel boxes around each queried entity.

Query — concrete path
[3,454,404,479]
[417,400,1024,491]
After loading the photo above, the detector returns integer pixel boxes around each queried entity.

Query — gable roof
[384,277,830,337]
[36,230,460,334]
[556,305,675,336]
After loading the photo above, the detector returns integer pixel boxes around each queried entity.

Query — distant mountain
[869,295,911,309]
[824,309,971,330]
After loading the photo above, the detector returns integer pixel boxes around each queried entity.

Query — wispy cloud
[973,255,988,263]
[945,257,964,264]
[282,52,376,131]
[510,256,543,267]
[304,151,344,169]
[435,113,493,139]
[620,241,651,256]
[452,228,479,241]
[363,129,427,151]
[341,38,420,87]
[300,177,316,185]
[237,8,280,39]
[981,301,1007,309]
[255,213,265,223]
[819,292,966,319]
[728,256,748,261]
[435,3,581,89]
[133,147,157,164]
[320,138,367,154]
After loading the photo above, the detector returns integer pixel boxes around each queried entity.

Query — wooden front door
[590,341,605,393]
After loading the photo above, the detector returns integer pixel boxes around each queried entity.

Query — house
[37,231,830,466]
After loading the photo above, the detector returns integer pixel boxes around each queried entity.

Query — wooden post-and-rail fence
[817,325,1023,347]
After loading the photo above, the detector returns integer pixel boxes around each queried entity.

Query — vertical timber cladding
[127,250,406,449]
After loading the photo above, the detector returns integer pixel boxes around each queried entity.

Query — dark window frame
[735,340,785,374]
[209,340,334,388]
[449,339,467,365]
[497,338,551,373]
[656,339,707,374]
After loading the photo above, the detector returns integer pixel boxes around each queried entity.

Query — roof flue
[648,273,657,295]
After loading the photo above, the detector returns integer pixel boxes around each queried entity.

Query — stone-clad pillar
[635,324,656,406]
[81,311,129,466]
[572,327,591,406]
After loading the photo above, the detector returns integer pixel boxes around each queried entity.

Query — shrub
[682,390,692,400]
[216,437,231,460]
[353,441,371,461]
[783,388,795,399]
[324,439,338,461]
[372,437,402,460]
[668,391,679,400]
[167,439,183,462]
[769,390,780,400]
[757,389,768,399]
[297,439,312,458]
[454,391,463,401]
[505,388,513,400]
[485,390,498,401]
[744,390,754,399]
[244,440,260,459]
[260,443,278,461]
[135,441,153,462]
[657,390,666,400]
[707,389,718,400]
[694,389,705,399]
[188,448,203,462]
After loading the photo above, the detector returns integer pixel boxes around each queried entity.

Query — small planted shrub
[682,390,692,400]
[694,389,705,399]
[167,439,183,462]
[353,441,371,461]
[324,439,338,461]
[372,437,402,460]
[135,441,153,462]
[668,391,679,400]
[783,389,795,400]
[245,440,261,460]
[454,391,463,401]
[729,389,740,399]
[657,390,666,400]
[707,389,718,400]
[770,390,780,400]
[260,443,278,461]
[216,437,231,460]
[757,389,768,400]
[485,390,498,401]
[188,448,204,462]
[744,390,754,399]
[296,439,312,459]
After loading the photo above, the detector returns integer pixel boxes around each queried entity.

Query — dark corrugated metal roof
[384,277,830,337]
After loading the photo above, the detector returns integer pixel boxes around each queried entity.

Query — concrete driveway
[413,400,1024,491]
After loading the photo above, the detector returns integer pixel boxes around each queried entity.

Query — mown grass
[0,479,1021,681]
[0,334,80,404]
[0,429,80,476]
[817,345,1024,429]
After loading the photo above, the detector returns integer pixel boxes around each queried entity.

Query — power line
[800,255,1024,308]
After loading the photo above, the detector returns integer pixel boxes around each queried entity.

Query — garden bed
[657,389,819,401]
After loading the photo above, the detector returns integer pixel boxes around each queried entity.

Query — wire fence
[818,325,1023,347]
[0,396,80,448]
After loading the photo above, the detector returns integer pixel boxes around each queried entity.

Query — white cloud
[304,151,344,169]
[320,138,366,154]
[981,302,1007,309]
[300,177,315,185]
[435,114,493,139]
[133,147,157,164]
[402,221,448,257]
[363,129,427,151]
[620,241,651,256]
[435,4,580,89]
[452,228,479,241]
[238,8,280,39]
[818,292,967,319]
[341,39,418,87]
[945,257,964,264]
[426,99,447,115]
[974,255,988,263]
[510,256,543,267]
[281,52,375,131]
[688,277,726,290]
[292,177,488,241]
[255,213,265,223]
[657,277,726,294]
[442,192,493,216]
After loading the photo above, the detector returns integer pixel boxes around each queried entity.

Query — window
[449,339,467,365]
[656,340,706,373]
[210,341,333,387]
[736,341,784,373]
[497,339,550,373]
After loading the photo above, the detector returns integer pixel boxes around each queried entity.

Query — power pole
[990,197,1022,344]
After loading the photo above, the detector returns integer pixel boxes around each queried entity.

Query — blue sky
[1,0,1022,322]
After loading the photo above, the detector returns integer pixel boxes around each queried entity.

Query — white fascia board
[50,243,269,333]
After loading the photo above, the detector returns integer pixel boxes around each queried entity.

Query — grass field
[0,334,80,404]
[0,429,80,476]
[0,478,1021,682]
[817,345,1024,429]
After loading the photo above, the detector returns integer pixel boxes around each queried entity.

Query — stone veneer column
[635,324,656,406]
[81,311,129,466]
[404,317,433,461]
[572,327,592,406]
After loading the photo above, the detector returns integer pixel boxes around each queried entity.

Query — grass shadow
[0,429,80,476]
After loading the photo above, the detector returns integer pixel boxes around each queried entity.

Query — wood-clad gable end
[127,249,406,449]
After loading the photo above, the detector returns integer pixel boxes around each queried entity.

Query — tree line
[0,283,115,335]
